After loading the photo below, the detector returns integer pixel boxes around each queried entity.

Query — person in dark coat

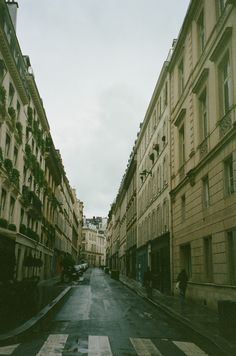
[176,269,188,309]
[143,267,153,297]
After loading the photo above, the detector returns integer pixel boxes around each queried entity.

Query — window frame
[197,10,205,55]
[224,154,234,196]
[202,174,210,208]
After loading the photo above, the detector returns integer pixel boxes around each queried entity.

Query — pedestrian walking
[176,269,188,311]
[144,267,153,298]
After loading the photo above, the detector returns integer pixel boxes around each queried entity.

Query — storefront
[151,233,171,294]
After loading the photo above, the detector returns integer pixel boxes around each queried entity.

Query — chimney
[6,1,18,30]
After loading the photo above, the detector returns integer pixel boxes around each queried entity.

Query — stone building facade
[169,0,236,308]
[0,0,83,283]
[107,0,236,309]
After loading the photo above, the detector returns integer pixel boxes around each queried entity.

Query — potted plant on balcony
[0,218,8,229]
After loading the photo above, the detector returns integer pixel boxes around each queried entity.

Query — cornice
[26,73,50,132]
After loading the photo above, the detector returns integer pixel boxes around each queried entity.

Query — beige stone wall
[170,0,236,308]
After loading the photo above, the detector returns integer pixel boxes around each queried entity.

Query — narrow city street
[0,268,221,356]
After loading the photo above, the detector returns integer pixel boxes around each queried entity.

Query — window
[228,230,236,285]
[16,100,21,120]
[5,133,11,157]
[219,53,232,116]
[180,244,192,278]
[0,189,7,217]
[224,155,234,195]
[9,197,15,223]
[199,88,208,140]
[202,175,210,208]
[8,82,15,106]
[181,194,186,222]
[204,236,213,282]
[179,124,185,166]
[219,0,227,15]
[163,199,169,232]
[163,156,167,186]
[13,146,18,166]
[20,208,24,224]
[178,58,184,96]
[0,59,7,83]
[197,11,205,55]
[164,81,168,106]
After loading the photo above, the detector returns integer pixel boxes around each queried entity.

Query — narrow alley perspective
[0,0,236,355]
[0,268,223,355]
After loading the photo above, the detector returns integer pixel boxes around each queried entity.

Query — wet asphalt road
[1,268,222,355]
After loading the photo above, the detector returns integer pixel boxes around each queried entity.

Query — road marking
[88,335,112,356]
[130,338,163,356]
[173,341,208,355]
[36,334,68,355]
[0,344,19,355]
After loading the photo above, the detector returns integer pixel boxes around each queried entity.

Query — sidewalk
[119,274,236,356]
[0,276,72,344]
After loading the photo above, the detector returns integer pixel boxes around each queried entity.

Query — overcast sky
[16,0,190,218]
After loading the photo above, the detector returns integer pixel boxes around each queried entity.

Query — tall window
[199,88,208,140]
[178,58,184,96]
[164,81,168,106]
[180,244,192,278]
[0,59,7,83]
[5,133,11,157]
[16,100,21,120]
[163,156,167,186]
[181,194,186,222]
[219,0,227,15]
[228,230,236,285]
[204,236,213,282]
[8,82,15,106]
[197,11,205,55]
[224,155,234,195]
[9,196,15,223]
[13,146,18,166]
[202,175,210,208]
[179,124,185,166]
[219,53,232,116]
[0,189,7,217]
[163,199,169,232]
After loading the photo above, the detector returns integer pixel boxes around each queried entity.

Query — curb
[0,286,72,345]
[120,278,235,356]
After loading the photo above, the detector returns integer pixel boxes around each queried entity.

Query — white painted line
[36,334,68,355]
[173,341,208,355]
[130,338,163,356]
[0,344,19,355]
[88,335,112,356]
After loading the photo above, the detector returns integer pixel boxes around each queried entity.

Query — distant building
[81,217,107,266]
